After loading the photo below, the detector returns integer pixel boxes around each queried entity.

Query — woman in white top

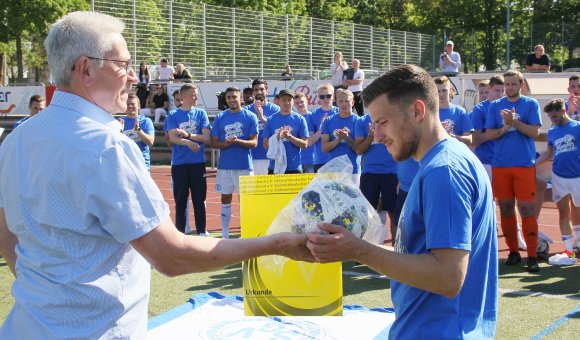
[330,52,348,90]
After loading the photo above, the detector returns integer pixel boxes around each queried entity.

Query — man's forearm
[0,209,17,277]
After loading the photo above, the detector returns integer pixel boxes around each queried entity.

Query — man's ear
[72,56,94,86]
[412,99,427,123]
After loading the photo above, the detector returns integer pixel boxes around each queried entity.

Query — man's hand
[225,135,238,145]
[175,128,189,138]
[187,141,200,152]
[280,126,292,140]
[367,123,375,139]
[276,233,316,262]
[119,118,125,131]
[336,128,350,140]
[500,108,514,127]
[134,120,140,131]
[306,223,362,263]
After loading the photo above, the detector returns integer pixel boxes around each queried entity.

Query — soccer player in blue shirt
[166,83,211,235]
[307,65,498,339]
[120,93,155,169]
[536,99,580,257]
[13,95,45,129]
[211,86,258,238]
[434,75,473,145]
[263,89,308,174]
[309,83,338,172]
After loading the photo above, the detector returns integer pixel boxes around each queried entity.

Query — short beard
[393,125,420,162]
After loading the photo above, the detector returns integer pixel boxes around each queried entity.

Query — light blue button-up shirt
[0,91,170,339]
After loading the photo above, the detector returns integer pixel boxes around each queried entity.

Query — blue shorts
[360,173,398,212]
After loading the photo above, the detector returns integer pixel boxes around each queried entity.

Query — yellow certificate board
[239,174,343,316]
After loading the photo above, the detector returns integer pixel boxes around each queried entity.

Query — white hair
[44,11,125,87]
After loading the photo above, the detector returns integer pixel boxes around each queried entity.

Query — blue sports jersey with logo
[391,138,498,339]
[321,113,360,174]
[548,120,580,178]
[300,112,315,166]
[166,107,211,165]
[211,108,259,170]
[439,103,474,136]
[122,115,155,168]
[485,96,542,167]
[262,112,309,172]
[470,100,495,164]
[309,107,338,165]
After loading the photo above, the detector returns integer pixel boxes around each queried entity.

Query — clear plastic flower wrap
[266,155,384,243]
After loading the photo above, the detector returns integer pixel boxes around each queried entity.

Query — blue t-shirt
[355,114,397,174]
[211,108,259,170]
[396,158,420,192]
[439,103,474,136]
[309,107,338,165]
[13,116,31,129]
[166,107,211,165]
[565,100,579,120]
[485,96,542,167]
[391,138,498,339]
[321,113,361,174]
[548,120,580,178]
[299,112,315,166]
[470,100,494,164]
[262,112,309,172]
[246,102,280,160]
[121,115,155,168]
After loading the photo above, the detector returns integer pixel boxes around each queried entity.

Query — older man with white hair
[0,11,312,339]
[439,40,461,73]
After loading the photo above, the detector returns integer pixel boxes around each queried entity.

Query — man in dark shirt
[149,84,168,125]
[525,45,550,71]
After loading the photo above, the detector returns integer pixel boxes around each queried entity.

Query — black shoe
[526,257,540,272]
[505,252,522,265]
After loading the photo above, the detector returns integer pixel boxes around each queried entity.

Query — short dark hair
[180,83,197,94]
[488,75,504,87]
[243,86,253,94]
[172,90,180,97]
[569,75,579,83]
[29,94,45,107]
[503,70,524,83]
[251,78,268,90]
[433,75,450,85]
[362,64,438,114]
[544,98,565,113]
[225,86,240,94]
[160,58,168,63]
[127,92,138,100]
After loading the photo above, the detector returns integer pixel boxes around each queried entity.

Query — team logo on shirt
[123,129,140,143]
[441,119,455,134]
[394,203,407,254]
[258,120,266,131]
[180,120,198,134]
[224,122,243,139]
[553,134,576,156]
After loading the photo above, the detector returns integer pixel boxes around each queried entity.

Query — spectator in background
[567,75,579,120]
[149,84,168,125]
[281,65,293,79]
[120,93,155,169]
[13,95,45,129]
[136,62,150,109]
[343,59,365,116]
[156,57,174,80]
[330,52,348,91]
[439,41,461,73]
[294,92,315,173]
[174,63,192,80]
[525,45,550,72]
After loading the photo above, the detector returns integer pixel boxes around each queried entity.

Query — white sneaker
[517,224,527,251]
[198,231,210,237]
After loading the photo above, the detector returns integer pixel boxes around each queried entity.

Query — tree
[0,0,88,81]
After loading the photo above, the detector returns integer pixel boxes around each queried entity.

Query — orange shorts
[492,166,536,201]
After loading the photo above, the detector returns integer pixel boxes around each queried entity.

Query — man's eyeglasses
[87,57,133,73]
[319,94,332,99]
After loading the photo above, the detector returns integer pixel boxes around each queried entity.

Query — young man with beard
[307,65,497,339]
[211,86,258,238]
[485,70,542,272]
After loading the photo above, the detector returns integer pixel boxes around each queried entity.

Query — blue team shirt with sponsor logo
[485,96,542,167]
[211,108,259,170]
[299,112,315,166]
[121,115,155,168]
[470,100,495,165]
[166,107,211,165]
[439,103,474,136]
[548,120,580,178]
[309,107,338,165]
[262,112,309,172]
[321,113,361,174]
[392,138,497,339]
[246,102,280,160]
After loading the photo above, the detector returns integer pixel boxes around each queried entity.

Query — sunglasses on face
[319,94,332,99]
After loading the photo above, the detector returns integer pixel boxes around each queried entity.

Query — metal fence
[92,1,436,80]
